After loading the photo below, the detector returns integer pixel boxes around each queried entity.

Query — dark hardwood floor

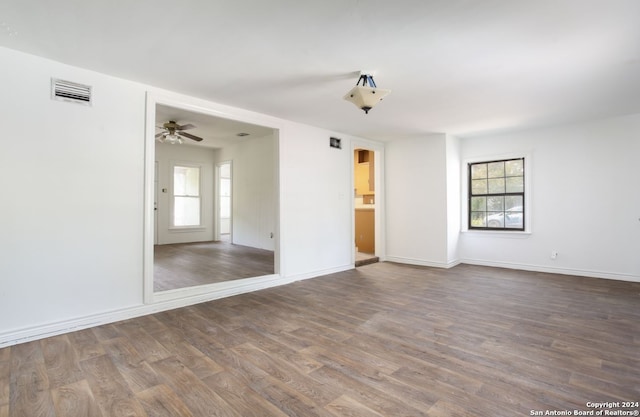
[154,239,275,291]
[3,262,639,417]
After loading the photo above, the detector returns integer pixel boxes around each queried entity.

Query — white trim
[284,264,354,282]
[143,93,156,304]
[386,256,461,269]
[461,258,640,282]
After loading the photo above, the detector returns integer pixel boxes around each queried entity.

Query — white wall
[278,123,355,277]
[0,47,146,335]
[445,134,461,264]
[155,142,216,244]
[218,133,277,251]
[0,46,366,346]
[459,114,640,281]
[385,134,450,267]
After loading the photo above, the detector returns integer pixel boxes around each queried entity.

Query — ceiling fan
[155,120,203,144]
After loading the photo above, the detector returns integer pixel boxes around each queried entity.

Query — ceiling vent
[51,78,92,105]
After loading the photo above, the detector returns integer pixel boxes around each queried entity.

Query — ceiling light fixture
[343,73,391,114]
[158,132,184,145]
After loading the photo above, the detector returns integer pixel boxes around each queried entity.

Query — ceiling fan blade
[155,132,164,138]
[177,123,196,131]
[179,131,203,142]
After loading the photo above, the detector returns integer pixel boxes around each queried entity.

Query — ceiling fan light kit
[158,133,184,145]
[155,120,204,144]
[343,73,391,114]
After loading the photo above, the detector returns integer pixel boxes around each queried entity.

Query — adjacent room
[152,104,277,292]
[0,1,638,416]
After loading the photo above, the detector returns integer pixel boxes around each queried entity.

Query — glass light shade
[161,133,183,144]
[343,85,391,113]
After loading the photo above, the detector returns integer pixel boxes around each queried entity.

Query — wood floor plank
[101,337,160,393]
[90,324,121,342]
[172,345,224,381]
[308,362,433,417]
[136,384,195,417]
[0,357,9,409]
[113,320,173,363]
[151,356,241,417]
[8,341,55,417]
[325,394,386,417]
[229,326,323,375]
[231,342,342,407]
[67,329,106,362]
[80,354,148,417]
[40,335,84,389]
[51,379,103,417]
[202,371,290,417]
[2,262,639,416]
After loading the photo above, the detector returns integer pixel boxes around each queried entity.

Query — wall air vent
[51,78,92,105]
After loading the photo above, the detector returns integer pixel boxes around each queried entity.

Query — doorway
[216,161,232,242]
[144,94,279,303]
[354,148,379,266]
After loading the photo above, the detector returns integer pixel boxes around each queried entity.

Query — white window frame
[170,162,202,229]
[461,152,532,235]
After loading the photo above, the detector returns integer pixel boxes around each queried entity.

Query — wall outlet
[551,251,558,260]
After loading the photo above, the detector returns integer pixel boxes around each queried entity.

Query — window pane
[220,178,231,197]
[506,176,524,193]
[174,166,200,196]
[470,212,486,227]
[471,164,487,180]
[174,168,187,195]
[470,196,486,211]
[505,195,523,211]
[505,159,524,176]
[487,196,504,211]
[220,196,231,218]
[488,178,505,194]
[174,196,200,226]
[220,163,231,178]
[471,179,487,195]
[487,161,504,178]
[487,212,504,228]
[185,168,199,196]
[505,211,523,229]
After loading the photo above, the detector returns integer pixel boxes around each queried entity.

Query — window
[173,165,201,227]
[469,158,524,231]
[219,162,231,235]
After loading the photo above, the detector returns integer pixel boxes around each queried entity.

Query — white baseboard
[461,258,640,283]
[385,256,461,269]
[0,265,355,348]
[283,263,355,282]
[384,255,639,283]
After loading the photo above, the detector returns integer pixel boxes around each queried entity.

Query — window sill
[169,226,206,233]
[461,229,532,238]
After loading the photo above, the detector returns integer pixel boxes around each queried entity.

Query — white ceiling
[1,0,639,140]
[156,104,274,148]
